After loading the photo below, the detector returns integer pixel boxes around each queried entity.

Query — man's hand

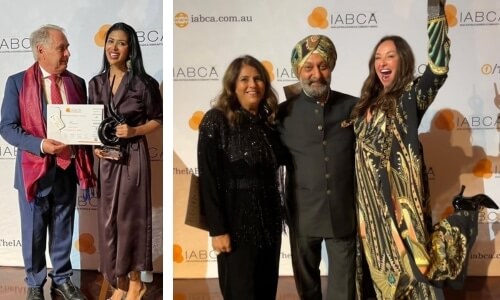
[42,139,69,155]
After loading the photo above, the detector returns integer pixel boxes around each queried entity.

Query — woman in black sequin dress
[197,55,285,300]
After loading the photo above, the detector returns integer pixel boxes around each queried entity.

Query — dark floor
[174,275,500,300]
[0,267,163,300]
[4,266,499,299]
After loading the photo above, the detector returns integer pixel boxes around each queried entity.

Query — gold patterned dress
[353,2,478,300]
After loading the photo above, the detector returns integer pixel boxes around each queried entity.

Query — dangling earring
[126,59,132,71]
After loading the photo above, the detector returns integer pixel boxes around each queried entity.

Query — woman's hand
[94,147,120,160]
[115,123,137,139]
[211,234,232,255]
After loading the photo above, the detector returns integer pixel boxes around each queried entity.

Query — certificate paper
[47,104,104,145]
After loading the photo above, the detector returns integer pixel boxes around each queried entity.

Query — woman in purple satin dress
[88,22,162,300]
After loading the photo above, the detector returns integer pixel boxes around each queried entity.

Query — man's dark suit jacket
[276,89,357,238]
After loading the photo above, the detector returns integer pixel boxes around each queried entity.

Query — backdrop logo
[94,25,111,47]
[473,158,493,178]
[173,167,199,176]
[0,35,31,53]
[454,114,499,130]
[0,239,21,247]
[433,109,455,131]
[189,111,204,130]
[136,28,162,46]
[74,233,96,254]
[455,6,500,27]
[308,7,329,29]
[261,60,275,81]
[445,4,458,27]
[174,11,253,28]
[265,61,297,82]
[173,66,219,81]
[0,144,17,159]
[308,6,378,29]
[175,12,189,28]
[454,82,499,131]
[173,243,218,263]
[149,146,163,161]
[94,24,162,47]
[262,60,299,82]
[173,244,184,263]
[479,210,500,223]
[482,64,500,76]
[77,195,98,210]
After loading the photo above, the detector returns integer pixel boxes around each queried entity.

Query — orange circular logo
[175,12,189,28]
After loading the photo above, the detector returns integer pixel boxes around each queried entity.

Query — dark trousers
[289,230,356,300]
[18,165,77,287]
[217,238,281,300]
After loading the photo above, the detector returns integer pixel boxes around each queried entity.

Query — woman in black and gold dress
[344,0,497,299]
[197,55,285,300]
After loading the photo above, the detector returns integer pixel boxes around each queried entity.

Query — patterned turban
[291,34,337,77]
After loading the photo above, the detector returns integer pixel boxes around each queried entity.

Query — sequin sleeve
[197,109,229,236]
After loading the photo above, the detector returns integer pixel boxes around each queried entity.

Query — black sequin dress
[197,108,283,248]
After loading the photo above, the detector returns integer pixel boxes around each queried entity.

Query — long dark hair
[349,35,415,121]
[213,55,278,127]
[98,22,161,110]
[99,23,147,78]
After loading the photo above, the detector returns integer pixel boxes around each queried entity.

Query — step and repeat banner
[173,0,500,279]
[0,0,163,273]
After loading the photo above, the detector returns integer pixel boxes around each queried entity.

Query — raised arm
[414,0,450,118]
[428,0,450,75]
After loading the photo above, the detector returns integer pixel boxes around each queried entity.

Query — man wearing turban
[276,35,360,299]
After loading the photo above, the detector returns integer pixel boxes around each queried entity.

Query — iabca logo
[446,3,500,27]
[307,6,378,29]
[173,243,218,263]
[472,158,494,178]
[94,24,111,47]
[189,111,205,131]
[173,65,219,81]
[0,34,31,53]
[0,144,17,160]
[261,60,275,81]
[74,233,96,254]
[433,109,455,131]
[173,244,184,263]
[94,24,162,47]
[444,4,458,27]
[309,7,329,29]
[175,12,189,28]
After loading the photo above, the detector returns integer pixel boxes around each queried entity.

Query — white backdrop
[0,0,163,274]
[173,0,500,279]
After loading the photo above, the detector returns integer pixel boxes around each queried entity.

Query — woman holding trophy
[88,22,162,300]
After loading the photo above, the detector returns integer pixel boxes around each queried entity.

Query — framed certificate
[47,104,104,145]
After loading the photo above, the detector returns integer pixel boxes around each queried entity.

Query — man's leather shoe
[27,287,44,300]
[51,279,87,300]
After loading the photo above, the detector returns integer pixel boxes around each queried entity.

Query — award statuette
[97,75,125,160]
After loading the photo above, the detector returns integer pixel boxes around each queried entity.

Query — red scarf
[19,62,96,202]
